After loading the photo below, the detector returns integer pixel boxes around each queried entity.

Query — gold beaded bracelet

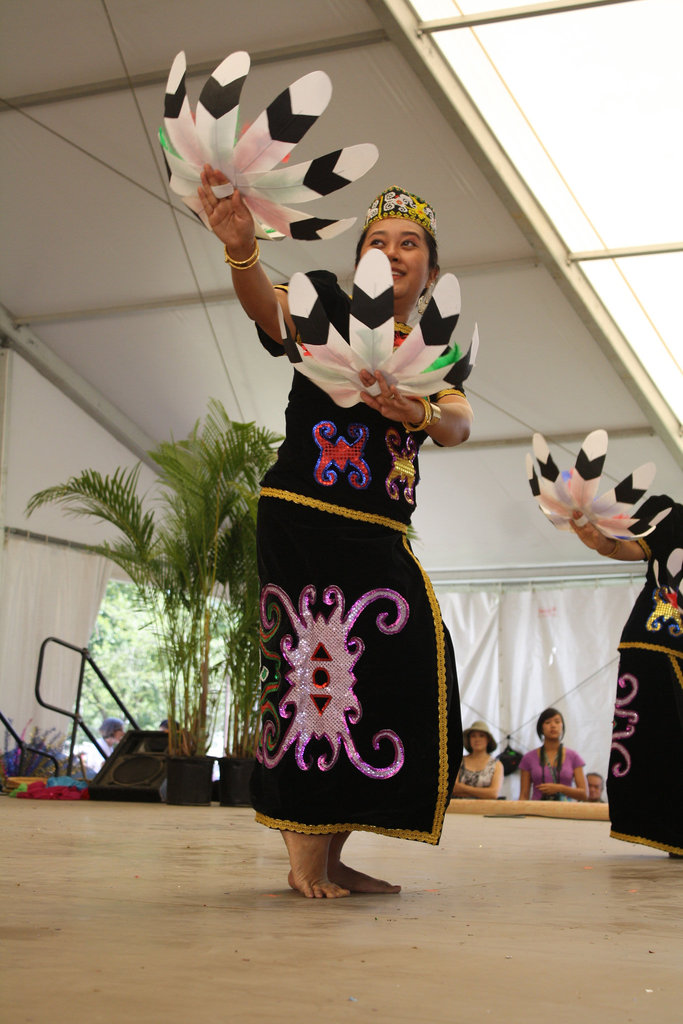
[224,239,260,270]
[403,397,441,432]
[604,538,621,558]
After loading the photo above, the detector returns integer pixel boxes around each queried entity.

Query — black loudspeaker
[88,730,168,802]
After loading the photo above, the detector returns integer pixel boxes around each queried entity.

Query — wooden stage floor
[2,797,681,1023]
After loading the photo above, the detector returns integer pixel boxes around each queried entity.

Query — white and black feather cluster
[283,249,478,407]
[526,429,668,539]
[160,51,378,240]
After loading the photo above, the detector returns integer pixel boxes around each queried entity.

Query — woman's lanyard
[539,744,563,800]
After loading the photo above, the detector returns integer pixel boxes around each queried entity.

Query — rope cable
[460,654,620,743]
[99,0,250,420]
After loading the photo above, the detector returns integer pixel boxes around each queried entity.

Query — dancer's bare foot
[282,830,350,899]
[328,862,402,894]
[327,832,401,894]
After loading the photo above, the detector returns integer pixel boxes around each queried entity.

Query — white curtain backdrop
[0,536,111,742]
[440,589,501,736]
[440,580,642,798]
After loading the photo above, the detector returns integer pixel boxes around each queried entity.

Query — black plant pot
[165,756,214,806]
[218,757,255,807]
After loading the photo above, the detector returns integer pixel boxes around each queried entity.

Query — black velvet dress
[608,494,683,854]
[250,272,463,844]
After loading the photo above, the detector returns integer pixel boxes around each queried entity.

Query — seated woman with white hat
[452,721,503,799]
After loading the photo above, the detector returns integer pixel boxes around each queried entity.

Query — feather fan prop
[281,249,478,407]
[526,429,669,539]
[160,50,378,240]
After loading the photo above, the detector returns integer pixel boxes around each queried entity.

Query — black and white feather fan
[281,249,478,406]
[160,50,378,240]
[526,429,669,539]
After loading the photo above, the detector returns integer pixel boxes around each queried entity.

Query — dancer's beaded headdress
[363,186,437,240]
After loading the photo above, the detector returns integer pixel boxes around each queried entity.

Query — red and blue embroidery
[313,420,370,489]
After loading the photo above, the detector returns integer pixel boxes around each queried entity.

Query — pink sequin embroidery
[610,673,639,778]
[258,583,407,778]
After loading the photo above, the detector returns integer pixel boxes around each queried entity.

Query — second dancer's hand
[569,511,610,553]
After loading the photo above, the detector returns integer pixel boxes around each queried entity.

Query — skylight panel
[412,0,682,420]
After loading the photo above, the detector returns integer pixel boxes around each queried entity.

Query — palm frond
[26,401,282,758]
[27,465,155,554]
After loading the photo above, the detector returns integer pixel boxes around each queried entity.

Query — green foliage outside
[81,579,169,733]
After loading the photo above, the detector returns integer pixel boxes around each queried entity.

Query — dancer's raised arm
[198,165,291,344]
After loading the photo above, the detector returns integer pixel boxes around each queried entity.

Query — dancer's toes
[288,868,350,899]
[282,830,350,899]
[316,880,352,899]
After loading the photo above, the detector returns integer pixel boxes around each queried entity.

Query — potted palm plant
[218,576,262,805]
[27,399,279,804]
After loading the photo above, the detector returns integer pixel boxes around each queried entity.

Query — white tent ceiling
[1,0,681,584]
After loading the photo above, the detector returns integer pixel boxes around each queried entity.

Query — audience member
[99,717,125,753]
[76,716,126,777]
[159,719,180,734]
[452,720,503,799]
[586,772,606,803]
[518,708,587,801]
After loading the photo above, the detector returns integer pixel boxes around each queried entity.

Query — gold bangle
[403,399,441,433]
[224,239,260,269]
[224,239,259,265]
[604,538,620,558]
[403,397,431,432]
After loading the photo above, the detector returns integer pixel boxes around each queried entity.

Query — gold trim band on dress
[260,487,409,533]
[254,811,440,846]
[434,387,465,401]
[618,640,683,668]
[609,829,683,856]
[401,535,451,838]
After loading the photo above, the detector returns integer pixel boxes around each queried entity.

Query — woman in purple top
[518,708,587,801]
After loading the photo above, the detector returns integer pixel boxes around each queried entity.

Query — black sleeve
[637,495,682,565]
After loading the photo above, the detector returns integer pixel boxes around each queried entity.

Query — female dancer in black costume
[199,171,474,896]
[571,499,683,856]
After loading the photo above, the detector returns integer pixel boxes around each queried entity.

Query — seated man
[99,717,125,754]
[586,771,606,803]
[76,717,126,778]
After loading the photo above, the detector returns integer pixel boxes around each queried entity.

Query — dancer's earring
[417,281,434,316]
